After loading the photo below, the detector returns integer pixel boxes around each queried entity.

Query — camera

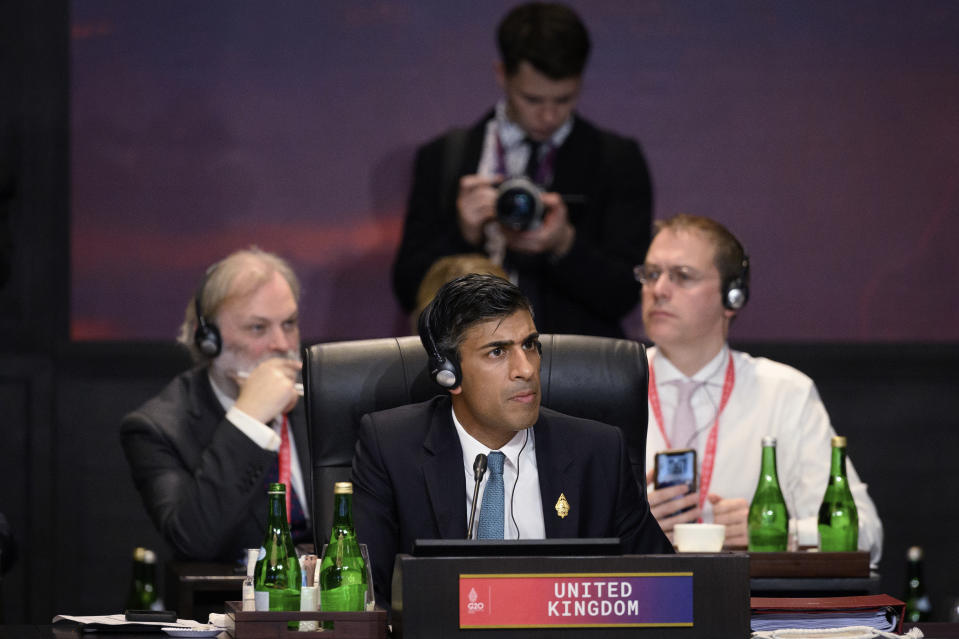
[495,176,544,231]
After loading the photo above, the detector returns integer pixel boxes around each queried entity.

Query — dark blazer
[352,395,672,609]
[391,112,652,338]
[120,367,311,561]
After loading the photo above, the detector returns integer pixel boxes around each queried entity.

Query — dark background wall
[2,0,958,626]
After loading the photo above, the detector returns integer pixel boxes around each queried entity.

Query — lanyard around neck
[648,350,735,514]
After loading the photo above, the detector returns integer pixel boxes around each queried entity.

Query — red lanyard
[648,351,735,514]
[278,415,292,516]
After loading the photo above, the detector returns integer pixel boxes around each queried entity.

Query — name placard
[459,572,693,629]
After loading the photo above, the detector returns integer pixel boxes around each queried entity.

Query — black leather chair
[302,334,649,547]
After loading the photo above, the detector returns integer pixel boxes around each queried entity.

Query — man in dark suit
[353,274,671,610]
[392,2,652,338]
[121,248,310,561]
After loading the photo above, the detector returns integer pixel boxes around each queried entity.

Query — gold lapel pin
[555,493,570,519]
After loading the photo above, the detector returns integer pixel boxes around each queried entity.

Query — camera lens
[495,177,544,231]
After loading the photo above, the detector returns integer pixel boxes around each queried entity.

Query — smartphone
[124,609,177,623]
[654,449,697,515]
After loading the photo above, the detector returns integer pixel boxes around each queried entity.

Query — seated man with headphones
[352,273,672,610]
[121,248,310,561]
[638,214,882,562]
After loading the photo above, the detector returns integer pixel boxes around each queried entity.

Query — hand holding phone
[653,449,698,517]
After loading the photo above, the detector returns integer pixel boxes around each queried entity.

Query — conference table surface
[2,622,958,639]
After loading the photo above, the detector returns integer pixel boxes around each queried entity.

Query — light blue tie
[477,451,505,539]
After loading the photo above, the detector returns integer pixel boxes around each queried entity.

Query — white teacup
[673,523,725,552]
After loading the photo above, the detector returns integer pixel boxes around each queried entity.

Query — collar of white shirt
[650,344,731,388]
[493,98,573,153]
[451,405,534,476]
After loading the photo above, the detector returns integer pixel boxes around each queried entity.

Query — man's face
[497,60,582,142]
[212,270,300,377]
[641,229,732,354]
[450,309,541,449]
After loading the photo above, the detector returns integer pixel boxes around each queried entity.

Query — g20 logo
[466,587,486,614]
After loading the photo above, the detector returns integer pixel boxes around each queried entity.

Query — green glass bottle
[748,436,790,552]
[320,482,368,618]
[904,546,932,622]
[140,548,160,610]
[817,436,859,552]
[254,483,302,615]
[125,546,146,610]
[126,547,160,610]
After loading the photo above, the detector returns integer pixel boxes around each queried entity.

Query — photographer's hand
[456,174,500,246]
[504,192,575,257]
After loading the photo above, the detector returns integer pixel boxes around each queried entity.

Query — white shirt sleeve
[782,382,883,566]
[225,406,281,452]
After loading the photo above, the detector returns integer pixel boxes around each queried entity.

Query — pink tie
[671,379,703,449]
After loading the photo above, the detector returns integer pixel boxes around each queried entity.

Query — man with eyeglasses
[637,214,882,563]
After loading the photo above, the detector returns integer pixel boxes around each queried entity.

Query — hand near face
[232,357,302,424]
[457,174,500,246]
[708,493,749,548]
[503,191,575,257]
[644,469,701,543]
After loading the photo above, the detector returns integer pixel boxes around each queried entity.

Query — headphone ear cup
[723,277,749,311]
[194,320,222,357]
[430,353,461,389]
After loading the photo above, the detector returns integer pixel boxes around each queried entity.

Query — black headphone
[722,254,750,311]
[193,263,223,358]
[419,304,461,390]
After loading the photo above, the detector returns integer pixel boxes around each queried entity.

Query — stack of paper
[750,594,905,634]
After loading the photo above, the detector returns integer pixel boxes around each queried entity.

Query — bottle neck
[829,445,848,479]
[907,559,923,582]
[759,445,781,487]
[331,493,354,533]
[267,492,291,531]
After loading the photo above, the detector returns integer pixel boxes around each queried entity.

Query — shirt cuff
[226,406,281,451]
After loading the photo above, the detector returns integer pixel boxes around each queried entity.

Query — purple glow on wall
[71,1,959,342]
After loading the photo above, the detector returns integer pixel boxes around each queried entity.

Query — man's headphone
[418,304,462,390]
[193,263,223,358]
[722,255,750,311]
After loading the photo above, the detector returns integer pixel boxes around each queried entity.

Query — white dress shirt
[210,372,310,518]
[477,99,574,181]
[645,346,883,564]
[452,408,545,540]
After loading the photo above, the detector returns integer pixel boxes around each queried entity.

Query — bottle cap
[831,436,847,447]
[907,545,923,561]
[133,546,146,561]
[761,435,777,447]
[142,549,157,564]
[268,482,286,494]
[334,481,354,495]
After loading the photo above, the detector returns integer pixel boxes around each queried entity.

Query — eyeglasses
[633,264,717,288]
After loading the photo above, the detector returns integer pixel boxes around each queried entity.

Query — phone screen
[654,449,697,492]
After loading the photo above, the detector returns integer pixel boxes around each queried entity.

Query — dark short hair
[497,2,591,79]
[418,273,533,364]
[652,214,749,291]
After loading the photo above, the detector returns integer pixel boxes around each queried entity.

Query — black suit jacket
[120,367,311,561]
[392,112,652,337]
[352,395,672,609]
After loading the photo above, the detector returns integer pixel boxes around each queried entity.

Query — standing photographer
[392,2,652,338]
